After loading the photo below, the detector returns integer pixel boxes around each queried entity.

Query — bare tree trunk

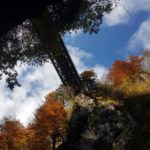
[52,137,56,150]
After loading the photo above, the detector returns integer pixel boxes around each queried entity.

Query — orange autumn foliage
[33,92,67,150]
[108,56,142,85]
[23,123,37,150]
[0,118,26,150]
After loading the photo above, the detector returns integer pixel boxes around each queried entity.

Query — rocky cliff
[58,94,138,150]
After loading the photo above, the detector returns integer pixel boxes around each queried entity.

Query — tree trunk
[52,137,56,150]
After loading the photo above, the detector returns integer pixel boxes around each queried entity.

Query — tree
[0,0,115,37]
[0,0,117,90]
[56,85,75,104]
[108,56,142,85]
[0,118,26,150]
[33,92,67,150]
[0,0,52,37]
[80,70,98,95]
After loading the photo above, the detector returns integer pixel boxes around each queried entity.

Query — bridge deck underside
[49,37,81,92]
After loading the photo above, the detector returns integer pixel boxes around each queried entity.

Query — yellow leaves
[107,54,150,97]
[121,81,150,96]
[110,78,150,98]
[99,99,121,107]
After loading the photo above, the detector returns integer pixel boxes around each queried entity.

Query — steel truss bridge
[48,36,81,92]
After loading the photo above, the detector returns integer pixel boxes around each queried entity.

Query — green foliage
[80,70,99,97]
[0,0,116,90]
[0,20,49,90]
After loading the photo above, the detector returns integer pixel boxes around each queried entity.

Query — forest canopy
[0,0,117,90]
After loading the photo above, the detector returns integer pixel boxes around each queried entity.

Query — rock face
[58,94,136,150]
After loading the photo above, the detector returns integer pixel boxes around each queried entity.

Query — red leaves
[108,56,142,85]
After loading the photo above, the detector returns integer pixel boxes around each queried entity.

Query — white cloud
[67,45,92,73]
[0,62,60,126]
[68,45,108,82]
[0,46,107,126]
[93,65,108,82]
[127,18,150,50]
[104,0,150,26]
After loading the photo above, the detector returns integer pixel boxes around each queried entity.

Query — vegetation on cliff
[0,51,149,150]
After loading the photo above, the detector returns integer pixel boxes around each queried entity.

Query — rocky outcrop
[58,94,137,150]
[124,94,150,150]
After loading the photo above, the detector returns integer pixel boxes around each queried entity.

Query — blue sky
[65,9,150,68]
[0,0,150,126]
